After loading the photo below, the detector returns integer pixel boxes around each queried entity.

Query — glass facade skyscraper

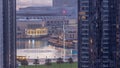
[78,0,119,68]
[0,0,16,68]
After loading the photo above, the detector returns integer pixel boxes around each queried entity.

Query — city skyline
[0,0,119,68]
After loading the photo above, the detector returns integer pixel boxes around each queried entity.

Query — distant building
[25,28,48,37]
[53,0,77,7]
[0,0,16,68]
[17,19,46,38]
[65,25,77,40]
[17,7,77,18]
[17,7,77,38]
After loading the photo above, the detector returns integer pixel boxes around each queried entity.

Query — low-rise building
[25,28,48,36]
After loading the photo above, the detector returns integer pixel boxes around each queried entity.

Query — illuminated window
[90,38,93,44]
[79,12,86,15]
[116,24,119,29]
[81,16,86,20]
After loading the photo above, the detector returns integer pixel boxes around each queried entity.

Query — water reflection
[17,39,48,49]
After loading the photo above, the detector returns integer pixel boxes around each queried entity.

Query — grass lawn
[19,62,78,68]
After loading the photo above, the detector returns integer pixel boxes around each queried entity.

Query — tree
[33,59,39,64]
[45,59,52,65]
[56,57,64,64]
[21,59,28,65]
[68,57,73,64]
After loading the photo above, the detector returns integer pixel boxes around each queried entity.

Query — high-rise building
[78,0,97,68]
[116,0,120,67]
[0,0,16,68]
[0,0,3,68]
[96,0,118,68]
[78,0,119,68]
[53,0,77,7]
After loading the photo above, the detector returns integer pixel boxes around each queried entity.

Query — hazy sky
[17,0,52,10]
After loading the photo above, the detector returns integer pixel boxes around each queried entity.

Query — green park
[19,62,77,68]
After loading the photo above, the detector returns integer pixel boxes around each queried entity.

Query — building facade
[116,0,120,67]
[0,0,3,68]
[17,19,46,38]
[3,0,16,68]
[25,28,48,36]
[78,0,97,68]
[78,0,119,68]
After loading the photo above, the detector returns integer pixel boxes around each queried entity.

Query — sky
[17,0,53,10]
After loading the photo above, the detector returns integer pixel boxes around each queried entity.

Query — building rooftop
[17,7,77,17]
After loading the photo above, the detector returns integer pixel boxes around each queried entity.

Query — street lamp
[63,22,66,62]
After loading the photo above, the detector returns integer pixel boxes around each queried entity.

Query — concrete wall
[0,0,3,68]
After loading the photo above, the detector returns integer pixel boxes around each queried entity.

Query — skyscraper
[0,0,16,68]
[78,0,119,68]
[0,0,3,68]
[78,0,97,68]
[116,0,120,67]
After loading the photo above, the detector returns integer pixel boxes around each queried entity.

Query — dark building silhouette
[78,0,119,68]
[0,0,3,68]
[116,0,120,67]
[3,0,16,68]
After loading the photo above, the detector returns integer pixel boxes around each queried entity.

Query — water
[17,39,48,49]
[16,39,74,59]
